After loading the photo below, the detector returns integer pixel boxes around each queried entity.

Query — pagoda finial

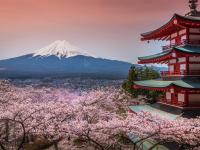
[189,0,198,13]
[187,0,200,16]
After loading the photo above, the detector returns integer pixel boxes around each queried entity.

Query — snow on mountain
[33,40,92,58]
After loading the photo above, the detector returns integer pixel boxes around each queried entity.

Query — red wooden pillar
[175,31,181,45]
[185,91,189,106]
[171,87,177,105]
[174,94,178,105]
[186,27,190,44]
[186,56,189,75]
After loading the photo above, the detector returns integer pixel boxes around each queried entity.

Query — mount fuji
[33,40,92,58]
[0,40,133,79]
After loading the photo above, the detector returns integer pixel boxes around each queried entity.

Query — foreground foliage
[0,80,200,150]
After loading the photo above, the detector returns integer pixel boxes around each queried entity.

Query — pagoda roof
[129,104,179,120]
[129,132,170,150]
[134,79,200,89]
[141,14,200,41]
[138,45,200,63]
[138,50,171,63]
[175,45,200,53]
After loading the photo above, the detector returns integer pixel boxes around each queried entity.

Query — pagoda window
[171,32,178,39]
[169,59,176,64]
[189,56,200,62]
[188,94,200,106]
[178,57,186,63]
[169,65,174,73]
[172,52,176,57]
[180,64,186,71]
[178,93,185,103]
[166,92,171,102]
[179,29,186,35]
[189,28,200,33]
[170,88,174,93]
[189,64,200,70]
[189,34,200,40]
[189,64,200,75]
[171,39,176,45]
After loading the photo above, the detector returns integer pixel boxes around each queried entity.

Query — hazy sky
[0,0,189,63]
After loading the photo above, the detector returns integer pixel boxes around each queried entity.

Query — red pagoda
[133,0,200,116]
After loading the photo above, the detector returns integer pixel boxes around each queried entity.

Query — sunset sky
[0,0,190,63]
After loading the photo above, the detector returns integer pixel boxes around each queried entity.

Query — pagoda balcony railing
[162,39,200,52]
[161,70,186,76]
[189,70,200,75]
[162,40,188,52]
[161,70,200,76]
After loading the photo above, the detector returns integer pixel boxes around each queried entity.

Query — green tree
[123,66,163,102]
[139,66,160,80]
[122,66,139,97]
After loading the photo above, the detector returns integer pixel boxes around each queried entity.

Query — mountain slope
[0,40,134,79]
[0,40,166,79]
[0,54,132,79]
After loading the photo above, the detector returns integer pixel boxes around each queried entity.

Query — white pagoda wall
[169,65,174,73]
[189,28,200,33]
[166,92,171,102]
[178,57,186,63]
[178,93,185,103]
[189,56,200,62]
[169,59,176,64]
[189,35,200,40]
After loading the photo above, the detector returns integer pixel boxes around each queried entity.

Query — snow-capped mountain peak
[33,40,91,58]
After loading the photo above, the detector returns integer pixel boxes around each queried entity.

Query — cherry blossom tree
[0,80,200,150]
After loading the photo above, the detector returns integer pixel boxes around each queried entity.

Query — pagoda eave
[138,45,200,64]
[138,55,171,64]
[134,84,169,91]
[138,50,172,64]
[141,14,200,41]
[134,79,200,92]
[134,84,200,92]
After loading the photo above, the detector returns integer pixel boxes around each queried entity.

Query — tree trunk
[5,120,9,142]
[53,142,59,150]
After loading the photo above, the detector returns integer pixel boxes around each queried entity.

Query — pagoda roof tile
[138,45,200,62]
[141,14,200,41]
[176,14,200,21]
[129,104,179,120]
[138,50,171,61]
[175,45,200,53]
[134,79,200,89]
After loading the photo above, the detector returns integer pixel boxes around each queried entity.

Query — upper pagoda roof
[141,14,200,41]
[175,45,200,53]
[138,45,200,64]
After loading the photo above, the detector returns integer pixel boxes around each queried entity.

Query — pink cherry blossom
[0,80,200,150]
